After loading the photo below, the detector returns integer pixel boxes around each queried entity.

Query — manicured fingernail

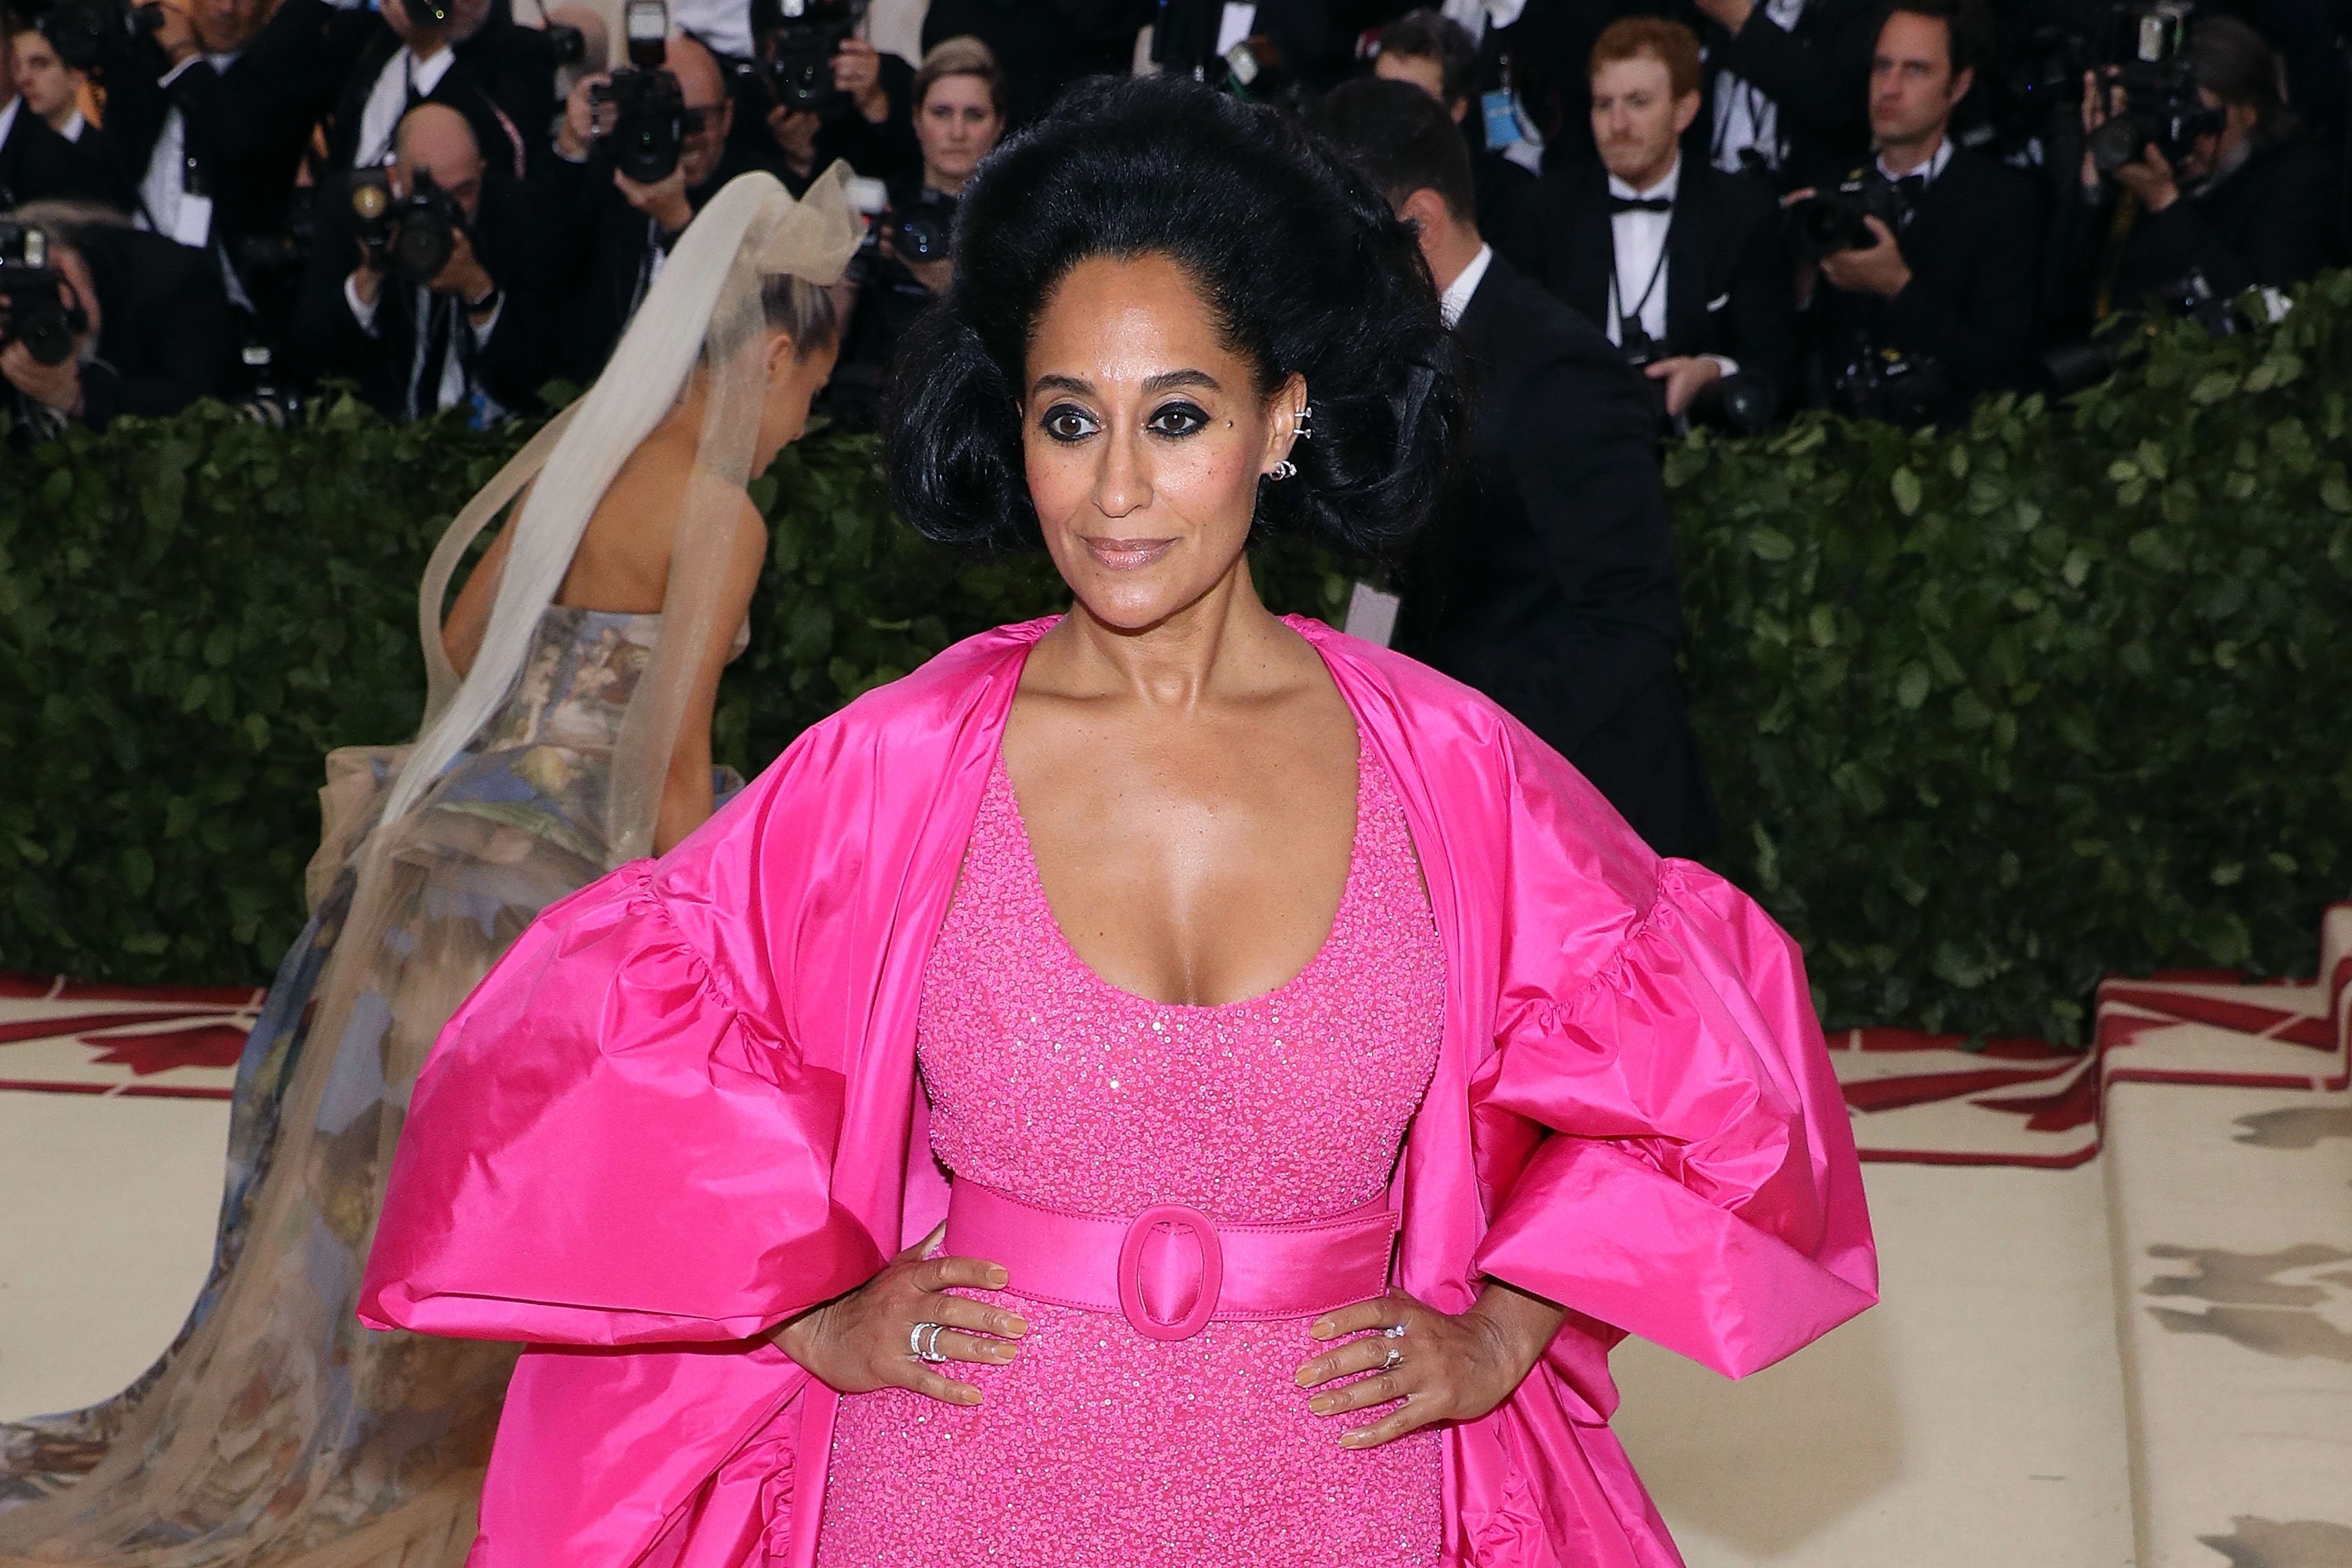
[1311,1319,1334,1338]
[1002,1315,1028,1337]
[986,1266,1010,1289]
[1339,1430,1365,1448]
[991,1344,1017,1362]
[1309,1395,1335,1416]
[960,1386,982,1404]
[1293,1366,1316,1387]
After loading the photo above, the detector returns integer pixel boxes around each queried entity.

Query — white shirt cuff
[344,273,381,334]
[1703,354,1740,378]
[158,56,204,88]
[467,295,505,343]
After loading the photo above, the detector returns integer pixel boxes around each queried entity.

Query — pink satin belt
[942,1180,1398,1343]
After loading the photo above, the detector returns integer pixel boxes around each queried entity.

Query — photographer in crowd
[1371,8,1534,244]
[549,28,733,378]
[919,0,1139,129]
[1314,77,1720,858]
[325,0,555,179]
[737,2,918,193]
[3,200,233,433]
[292,102,553,423]
[827,34,999,425]
[0,3,114,206]
[1514,17,1797,421]
[79,0,372,339]
[10,24,90,140]
[1798,0,2040,424]
[2049,13,2342,335]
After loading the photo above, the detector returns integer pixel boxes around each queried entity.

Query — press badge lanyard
[1606,221,1671,345]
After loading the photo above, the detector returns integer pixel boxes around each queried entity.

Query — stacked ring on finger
[1380,1322,1406,1370]
[909,1322,950,1364]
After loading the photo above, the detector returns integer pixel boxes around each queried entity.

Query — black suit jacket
[920,0,1148,127]
[1397,254,1719,858]
[91,0,374,254]
[67,224,236,429]
[323,16,556,179]
[0,98,121,209]
[1697,0,1874,187]
[1808,147,2043,421]
[1513,155,1799,406]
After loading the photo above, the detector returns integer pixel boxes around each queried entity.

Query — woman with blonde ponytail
[0,167,862,1568]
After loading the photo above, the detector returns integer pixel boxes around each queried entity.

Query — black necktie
[1610,195,1673,214]
[413,290,455,420]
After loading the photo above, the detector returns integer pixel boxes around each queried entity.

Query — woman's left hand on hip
[1292,1282,1565,1448]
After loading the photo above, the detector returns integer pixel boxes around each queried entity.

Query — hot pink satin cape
[358,615,1876,1568]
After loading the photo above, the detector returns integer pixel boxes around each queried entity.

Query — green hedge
[6,278,2350,1040]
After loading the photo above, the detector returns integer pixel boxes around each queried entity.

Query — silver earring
[1295,403,1314,441]
[1269,458,1298,481]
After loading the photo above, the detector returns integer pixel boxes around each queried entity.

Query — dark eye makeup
[1035,400,1214,444]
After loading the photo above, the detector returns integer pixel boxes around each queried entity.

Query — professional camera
[348,167,466,283]
[1617,323,1777,437]
[886,189,955,265]
[1997,0,2218,166]
[1786,168,1919,262]
[593,0,688,183]
[2040,267,2243,392]
[34,0,160,70]
[0,222,87,368]
[1832,346,1950,426]
[748,0,868,115]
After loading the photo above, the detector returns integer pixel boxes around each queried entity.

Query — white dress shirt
[354,43,458,170]
[0,94,21,156]
[60,108,88,141]
[1708,0,1808,173]
[344,274,507,420]
[1604,157,1738,376]
[1877,136,1953,187]
[1439,242,1494,328]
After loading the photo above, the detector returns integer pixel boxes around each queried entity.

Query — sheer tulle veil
[389,164,862,861]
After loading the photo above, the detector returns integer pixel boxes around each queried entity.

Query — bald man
[292,102,555,422]
[546,31,737,379]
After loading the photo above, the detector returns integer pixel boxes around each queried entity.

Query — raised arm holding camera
[732,0,918,191]
[1514,17,1797,427]
[1798,0,2040,424]
[549,18,738,377]
[324,0,555,180]
[1,201,233,434]
[293,101,553,422]
[2051,12,2341,333]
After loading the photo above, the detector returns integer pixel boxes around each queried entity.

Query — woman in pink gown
[359,79,1877,1567]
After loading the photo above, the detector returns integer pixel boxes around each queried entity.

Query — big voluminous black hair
[881,76,1468,557]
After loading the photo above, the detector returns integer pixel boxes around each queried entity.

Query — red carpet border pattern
[0,974,259,1099]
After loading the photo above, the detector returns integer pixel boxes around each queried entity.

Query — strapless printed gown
[0,607,739,1568]
[816,730,1448,1567]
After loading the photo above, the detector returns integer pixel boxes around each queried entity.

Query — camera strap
[1605,218,1671,346]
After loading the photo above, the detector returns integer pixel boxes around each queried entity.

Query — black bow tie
[1889,173,1927,202]
[1610,194,1674,214]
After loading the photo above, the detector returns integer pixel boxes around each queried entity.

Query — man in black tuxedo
[2,204,235,432]
[1513,16,1797,419]
[326,0,557,180]
[0,6,117,209]
[291,103,555,421]
[76,0,374,337]
[1686,0,1874,187]
[1314,77,1719,858]
[1800,0,2040,425]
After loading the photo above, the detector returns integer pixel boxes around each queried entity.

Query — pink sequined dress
[814,731,1447,1567]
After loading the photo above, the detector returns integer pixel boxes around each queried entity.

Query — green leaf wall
[6,276,2349,1041]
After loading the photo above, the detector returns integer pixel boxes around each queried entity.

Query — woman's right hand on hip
[771,1223,1027,1406]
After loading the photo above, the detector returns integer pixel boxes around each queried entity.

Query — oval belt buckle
[1116,1203,1223,1342]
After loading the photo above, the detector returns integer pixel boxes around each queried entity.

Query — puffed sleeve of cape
[1468,728,1877,1380]
[357,726,890,1345]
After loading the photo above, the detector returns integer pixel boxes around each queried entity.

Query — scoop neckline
[992,728,1370,1013]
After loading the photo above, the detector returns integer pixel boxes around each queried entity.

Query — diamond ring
[909,1322,949,1364]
